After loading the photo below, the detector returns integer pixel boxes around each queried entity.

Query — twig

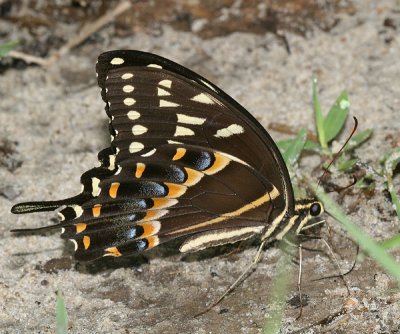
[7,50,49,66]
[56,1,131,58]
[7,1,131,67]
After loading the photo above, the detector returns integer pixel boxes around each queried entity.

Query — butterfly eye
[309,202,322,216]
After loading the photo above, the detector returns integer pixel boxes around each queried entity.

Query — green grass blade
[262,248,292,334]
[345,129,373,152]
[304,140,321,152]
[384,148,400,219]
[381,234,400,251]
[282,128,307,166]
[323,90,349,142]
[313,78,327,149]
[56,290,68,334]
[338,158,358,172]
[276,138,292,154]
[0,40,18,58]
[388,184,400,220]
[311,182,400,281]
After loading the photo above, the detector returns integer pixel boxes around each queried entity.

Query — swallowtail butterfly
[11,50,323,261]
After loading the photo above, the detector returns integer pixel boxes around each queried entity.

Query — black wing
[11,50,294,261]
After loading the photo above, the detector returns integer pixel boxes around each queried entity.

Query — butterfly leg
[310,237,352,296]
[280,237,306,319]
[296,243,304,320]
[194,239,267,318]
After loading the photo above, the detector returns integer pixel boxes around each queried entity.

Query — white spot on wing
[129,142,144,153]
[123,85,134,93]
[91,177,100,197]
[109,155,116,170]
[160,100,180,107]
[214,124,244,138]
[141,148,156,157]
[124,98,136,106]
[174,126,195,137]
[157,88,170,96]
[148,64,162,68]
[121,73,133,79]
[177,113,206,125]
[132,125,148,135]
[111,57,124,65]
[168,140,183,144]
[115,166,122,175]
[127,110,140,120]
[71,205,83,218]
[69,239,78,251]
[191,93,214,104]
[159,79,172,88]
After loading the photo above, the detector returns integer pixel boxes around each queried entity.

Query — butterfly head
[274,199,324,241]
[293,199,324,233]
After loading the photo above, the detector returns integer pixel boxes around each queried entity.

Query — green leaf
[388,185,400,220]
[276,138,292,154]
[311,182,400,281]
[282,128,307,166]
[338,158,358,172]
[383,148,400,219]
[345,129,373,152]
[313,78,327,149]
[304,140,321,152]
[384,148,400,174]
[323,90,349,142]
[56,290,68,334]
[355,176,375,189]
[0,40,18,58]
[381,234,400,251]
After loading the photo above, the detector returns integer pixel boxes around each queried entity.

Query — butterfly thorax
[262,199,324,242]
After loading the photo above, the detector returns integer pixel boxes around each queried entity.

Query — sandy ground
[1,1,400,333]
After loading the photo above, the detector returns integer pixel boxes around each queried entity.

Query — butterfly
[11,50,323,262]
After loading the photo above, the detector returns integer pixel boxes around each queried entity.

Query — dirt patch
[1,1,400,333]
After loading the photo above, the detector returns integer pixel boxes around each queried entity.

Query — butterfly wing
[11,50,295,261]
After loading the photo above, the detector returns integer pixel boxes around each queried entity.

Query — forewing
[12,50,294,261]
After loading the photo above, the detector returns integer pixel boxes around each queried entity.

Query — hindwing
[11,50,295,261]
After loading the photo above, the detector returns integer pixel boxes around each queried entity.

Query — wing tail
[11,197,80,214]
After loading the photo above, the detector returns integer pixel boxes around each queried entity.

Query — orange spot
[172,147,186,161]
[143,210,162,221]
[204,153,230,175]
[138,221,161,237]
[135,163,146,178]
[109,182,120,198]
[146,235,160,249]
[83,235,90,250]
[152,197,177,209]
[92,204,101,217]
[165,182,187,198]
[141,209,168,222]
[184,167,204,186]
[104,246,122,257]
[75,223,87,233]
